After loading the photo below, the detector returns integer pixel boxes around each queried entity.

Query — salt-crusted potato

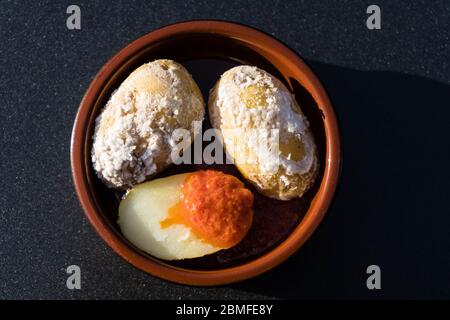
[208,65,319,200]
[92,59,204,189]
[118,170,254,260]
[118,173,222,260]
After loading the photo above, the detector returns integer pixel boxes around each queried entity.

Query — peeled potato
[118,173,222,260]
[91,59,204,189]
[208,65,319,200]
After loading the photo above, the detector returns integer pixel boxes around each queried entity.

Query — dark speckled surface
[0,0,449,299]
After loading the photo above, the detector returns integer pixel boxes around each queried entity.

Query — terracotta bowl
[71,20,341,286]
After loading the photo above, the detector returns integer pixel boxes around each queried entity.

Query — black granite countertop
[1,0,449,299]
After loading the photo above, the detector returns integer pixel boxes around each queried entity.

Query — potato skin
[92,59,204,189]
[208,65,319,200]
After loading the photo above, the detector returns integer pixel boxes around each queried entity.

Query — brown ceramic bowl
[71,20,341,286]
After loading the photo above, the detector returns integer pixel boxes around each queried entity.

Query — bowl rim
[71,20,341,286]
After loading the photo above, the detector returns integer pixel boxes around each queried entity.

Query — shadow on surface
[230,61,450,299]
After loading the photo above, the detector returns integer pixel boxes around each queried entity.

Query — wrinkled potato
[91,59,204,189]
[208,65,319,200]
[118,173,222,260]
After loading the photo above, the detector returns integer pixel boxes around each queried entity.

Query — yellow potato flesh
[118,174,222,261]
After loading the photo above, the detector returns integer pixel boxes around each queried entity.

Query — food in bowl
[90,60,319,262]
[209,66,319,200]
[71,21,341,285]
[118,170,254,260]
[91,59,204,189]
